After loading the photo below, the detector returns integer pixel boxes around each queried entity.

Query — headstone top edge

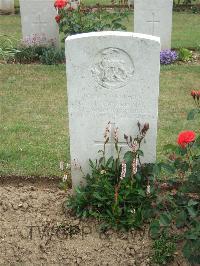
[19,0,55,2]
[134,0,173,3]
[65,31,161,44]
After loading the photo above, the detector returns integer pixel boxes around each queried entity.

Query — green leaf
[176,210,187,228]
[153,163,161,176]
[137,150,144,156]
[137,189,146,197]
[150,220,160,239]
[124,151,134,163]
[163,144,177,152]
[98,157,104,165]
[106,156,114,167]
[135,173,142,182]
[188,199,199,206]
[159,212,172,227]
[89,159,94,169]
[187,109,199,120]
[194,135,200,146]
[186,206,197,218]
[160,162,175,174]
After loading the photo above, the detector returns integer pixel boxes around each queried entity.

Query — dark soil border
[0,175,61,187]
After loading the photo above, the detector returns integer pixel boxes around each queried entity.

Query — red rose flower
[55,15,61,23]
[54,0,67,9]
[177,130,196,148]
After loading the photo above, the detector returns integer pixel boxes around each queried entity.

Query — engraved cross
[146,12,160,35]
[94,122,127,155]
[32,13,48,34]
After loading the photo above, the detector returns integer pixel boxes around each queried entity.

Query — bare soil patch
[0,177,189,266]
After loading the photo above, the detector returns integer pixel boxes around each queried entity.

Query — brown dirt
[0,177,189,266]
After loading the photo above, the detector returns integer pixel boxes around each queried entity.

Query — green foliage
[151,135,200,265]
[151,231,176,265]
[57,4,129,41]
[14,45,45,63]
[178,48,193,62]
[67,123,157,231]
[39,47,65,65]
[187,108,200,120]
[174,0,197,5]
[14,45,64,65]
[0,35,64,64]
[0,35,20,63]
[183,223,200,264]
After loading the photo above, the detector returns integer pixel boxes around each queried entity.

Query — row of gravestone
[1,0,173,50]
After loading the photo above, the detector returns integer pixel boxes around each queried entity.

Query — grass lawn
[1,64,200,177]
[0,65,69,177]
[0,15,22,44]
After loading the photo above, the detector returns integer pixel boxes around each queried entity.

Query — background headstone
[66,32,160,189]
[134,0,173,49]
[67,0,80,9]
[0,0,14,14]
[19,0,59,48]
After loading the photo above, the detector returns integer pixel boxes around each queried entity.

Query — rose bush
[54,1,129,42]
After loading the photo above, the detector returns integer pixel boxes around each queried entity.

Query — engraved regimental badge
[92,48,134,89]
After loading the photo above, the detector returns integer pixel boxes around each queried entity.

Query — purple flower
[160,50,178,65]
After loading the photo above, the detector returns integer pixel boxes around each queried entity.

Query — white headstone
[66,31,160,189]
[0,0,14,14]
[134,0,173,49]
[19,0,59,47]
[68,0,80,9]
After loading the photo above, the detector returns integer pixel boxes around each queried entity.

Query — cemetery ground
[0,9,200,266]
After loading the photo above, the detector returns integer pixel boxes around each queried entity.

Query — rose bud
[137,121,141,130]
[143,123,150,131]
[141,123,150,136]
[55,15,61,23]
[191,90,196,99]
[124,134,128,140]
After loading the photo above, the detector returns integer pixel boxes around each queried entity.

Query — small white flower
[100,170,106,175]
[60,161,64,171]
[146,185,151,195]
[114,127,119,143]
[132,158,138,175]
[132,140,139,153]
[66,163,71,170]
[120,160,126,180]
[63,174,68,182]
